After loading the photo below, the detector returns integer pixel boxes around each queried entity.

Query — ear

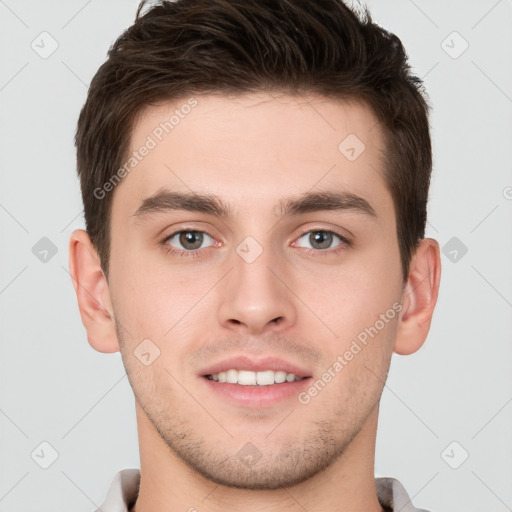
[68,229,120,353]
[394,238,441,355]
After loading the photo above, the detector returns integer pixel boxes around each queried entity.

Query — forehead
[113,92,392,222]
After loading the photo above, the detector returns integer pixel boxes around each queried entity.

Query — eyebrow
[132,188,377,220]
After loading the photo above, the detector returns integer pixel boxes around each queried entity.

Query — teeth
[238,370,256,385]
[256,370,274,386]
[226,369,238,384]
[275,371,287,383]
[207,369,304,386]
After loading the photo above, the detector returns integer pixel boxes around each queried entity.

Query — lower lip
[201,376,312,408]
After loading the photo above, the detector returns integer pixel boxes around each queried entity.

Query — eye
[161,228,349,258]
[163,230,215,253]
[294,230,349,252]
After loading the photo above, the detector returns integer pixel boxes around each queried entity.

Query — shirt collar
[95,469,429,512]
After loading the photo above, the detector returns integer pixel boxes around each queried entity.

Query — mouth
[200,355,311,383]
[199,355,312,407]
[204,369,306,385]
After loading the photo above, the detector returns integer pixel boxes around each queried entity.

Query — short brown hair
[76,0,432,282]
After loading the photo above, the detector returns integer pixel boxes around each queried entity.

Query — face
[108,92,405,489]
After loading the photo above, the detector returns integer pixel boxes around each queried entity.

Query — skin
[69,92,441,512]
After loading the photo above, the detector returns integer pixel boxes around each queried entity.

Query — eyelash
[161,229,351,258]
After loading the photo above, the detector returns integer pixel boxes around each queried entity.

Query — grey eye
[167,231,213,251]
[296,230,341,250]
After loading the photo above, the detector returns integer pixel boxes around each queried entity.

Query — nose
[216,243,297,335]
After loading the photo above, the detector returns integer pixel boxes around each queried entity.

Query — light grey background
[1,1,511,511]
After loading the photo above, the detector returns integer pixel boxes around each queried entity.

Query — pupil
[180,231,203,250]
[310,231,332,249]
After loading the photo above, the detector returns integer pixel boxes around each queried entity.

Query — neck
[131,400,384,512]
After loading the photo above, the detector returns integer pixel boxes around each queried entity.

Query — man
[69,0,441,510]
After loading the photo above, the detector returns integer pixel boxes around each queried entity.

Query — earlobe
[394,238,441,355]
[68,229,120,353]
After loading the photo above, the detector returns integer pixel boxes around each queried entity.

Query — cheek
[295,252,402,394]
[298,252,402,339]
[304,308,398,420]
[110,256,216,351]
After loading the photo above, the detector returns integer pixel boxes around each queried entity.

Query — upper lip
[200,355,311,378]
